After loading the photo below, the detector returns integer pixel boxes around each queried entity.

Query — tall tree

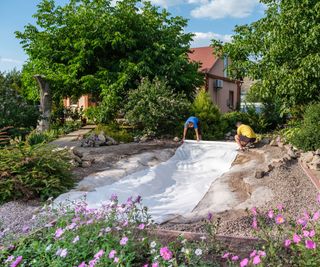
[16,0,203,120]
[212,0,320,113]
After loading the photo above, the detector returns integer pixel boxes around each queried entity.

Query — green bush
[0,87,39,129]
[94,124,134,143]
[125,78,191,136]
[289,103,320,151]
[191,89,224,140]
[0,142,73,203]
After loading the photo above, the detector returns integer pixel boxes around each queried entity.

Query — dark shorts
[239,135,256,143]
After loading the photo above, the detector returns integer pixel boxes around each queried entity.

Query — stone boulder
[308,155,320,171]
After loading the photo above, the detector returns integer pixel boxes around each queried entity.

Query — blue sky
[0,0,265,72]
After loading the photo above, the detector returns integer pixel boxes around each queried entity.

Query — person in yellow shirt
[235,121,256,151]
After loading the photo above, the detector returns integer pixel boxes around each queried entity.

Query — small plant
[94,124,134,143]
[288,103,320,151]
[0,142,73,203]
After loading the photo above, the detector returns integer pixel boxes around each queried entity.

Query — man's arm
[183,127,187,141]
[195,128,200,141]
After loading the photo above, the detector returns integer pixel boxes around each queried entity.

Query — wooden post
[34,75,52,132]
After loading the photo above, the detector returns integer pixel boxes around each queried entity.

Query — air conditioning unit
[214,79,223,89]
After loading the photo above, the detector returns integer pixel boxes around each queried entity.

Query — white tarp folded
[55,140,238,222]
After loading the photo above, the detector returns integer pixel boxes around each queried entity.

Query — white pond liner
[55,140,238,223]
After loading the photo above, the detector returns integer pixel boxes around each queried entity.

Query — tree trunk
[34,75,51,132]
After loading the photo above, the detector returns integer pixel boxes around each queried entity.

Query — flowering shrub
[3,195,320,266]
[0,195,218,267]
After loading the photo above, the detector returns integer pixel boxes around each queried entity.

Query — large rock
[260,138,271,145]
[270,140,277,146]
[315,149,320,156]
[255,170,265,179]
[98,131,106,142]
[308,155,320,171]
[81,161,92,168]
[301,151,314,163]
[105,135,118,145]
[72,147,83,158]
[286,148,297,159]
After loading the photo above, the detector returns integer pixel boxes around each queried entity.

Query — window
[223,55,228,77]
[228,90,234,108]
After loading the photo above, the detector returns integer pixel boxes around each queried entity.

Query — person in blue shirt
[183,116,202,142]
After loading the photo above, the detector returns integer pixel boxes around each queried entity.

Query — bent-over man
[183,116,202,142]
[235,121,256,151]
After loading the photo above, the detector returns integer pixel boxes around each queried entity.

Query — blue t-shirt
[184,116,199,129]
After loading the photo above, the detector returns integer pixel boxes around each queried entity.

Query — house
[64,46,241,113]
[188,46,241,113]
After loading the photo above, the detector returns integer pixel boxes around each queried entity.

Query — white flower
[200,236,206,241]
[150,249,156,254]
[105,227,111,232]
[181,239,187,244]
[195,248,203,256]
[150,241,157,248]
[181,247,185,253]
[45,244,52,252]
[185,249,190,255]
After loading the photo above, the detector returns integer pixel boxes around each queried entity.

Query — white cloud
[191,0,260,19]
[149,0,183,8]
[0,57,22,64]
[191,31,232,47]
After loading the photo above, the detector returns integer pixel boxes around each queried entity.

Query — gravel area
[160,157,319,237]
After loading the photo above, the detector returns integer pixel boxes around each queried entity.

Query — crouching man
[182,116,202,142]
[235,121,256,151]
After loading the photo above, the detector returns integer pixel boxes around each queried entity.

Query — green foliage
[191,89,224,140]
[0,87,39,130]
[17,0,203,118]
[212,0,320,113]
[84,106,101,123]
[125,78,191,136]
[94,124,134,143]
[288,103,320,151]
[0,142,73,204]
[0,197,222,266]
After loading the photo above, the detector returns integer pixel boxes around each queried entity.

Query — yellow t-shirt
[237,124,256,138]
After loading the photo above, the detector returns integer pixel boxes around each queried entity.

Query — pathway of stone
[50,124,96,147]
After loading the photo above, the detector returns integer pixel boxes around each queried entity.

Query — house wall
[63,94,94,110]
[206,59,239,113]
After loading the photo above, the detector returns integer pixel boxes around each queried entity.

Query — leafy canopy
[17,0,203,119]
[212,0,320,113]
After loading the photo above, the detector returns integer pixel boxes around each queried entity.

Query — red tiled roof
[188,46,217,73]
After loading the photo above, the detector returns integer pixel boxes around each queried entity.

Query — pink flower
[312,211,320,221]
[222,252,230,259]
[240,258,249,267]
[253,255,261,265]
[108,250,116,259]
[250,250,257,258]
[305,240,316,249]
[138,224,145,230]
[267,209,274,219]
[73,236,80,243]
[207,212,213,221]
[251,207,257,216]
[120,237,128,246]
[310,230,316,237]
[284,239,291,247]
[152,263,159,267]
[275,214,285,224]
[56,248,68,258]
[110,193,118,202]
[94,250,104,259]
[231,255,239,261]
[160,246,173,261]
[297,218,307,227]
[67,223,77,230]
[277,204,284,211]
[114,257,119,263]
[293,234,301,244]
[88,259,96,267]
[252,217,258,229]
[55,228,64,238]
[303,230,310,237]
[5,255,14,263]
[142,265,148,267]
[258,250,266,257]
[78,262,86,267]
[22,226,29,233]
[10,256,22,267]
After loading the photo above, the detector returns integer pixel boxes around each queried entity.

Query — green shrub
[289,103,320,151]
[0,142,73,203]
[192,89,224,140]
[0,87,39,129]
[125,78,191,136]
[84,106,101,123]
[94,124,134,143]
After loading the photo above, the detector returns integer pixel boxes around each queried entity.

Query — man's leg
[235,135,248,150]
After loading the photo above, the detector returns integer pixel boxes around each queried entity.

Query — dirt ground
[1,140,318,245]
